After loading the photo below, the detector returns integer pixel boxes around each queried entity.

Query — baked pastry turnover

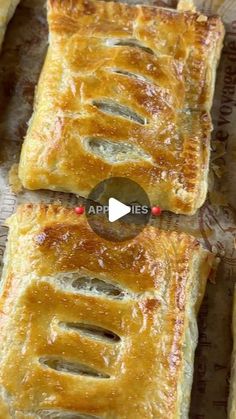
[0,0,20,49]
[18,0,224,215]
[0,204,215,417]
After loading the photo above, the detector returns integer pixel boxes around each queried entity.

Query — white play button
[108,198,131,222]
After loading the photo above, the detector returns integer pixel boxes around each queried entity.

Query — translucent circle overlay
[85,177,151,242]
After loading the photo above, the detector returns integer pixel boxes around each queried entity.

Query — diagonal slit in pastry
[51,274,129,299]
[84,138,152,163]
[105,38,154,55]
[39,357,110,378]
[36,410,100,419]
[92,100,148,125]
[59,322,121,343]
[71,276,127,299]
[110,68,151,84]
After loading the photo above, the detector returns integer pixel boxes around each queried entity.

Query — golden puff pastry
[0,0,20,49]
[18,0,224,215]
[228,288,236,419]
[0,203,215,418]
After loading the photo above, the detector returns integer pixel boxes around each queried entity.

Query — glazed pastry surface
[18,0,225,214]
[0,204,215,418]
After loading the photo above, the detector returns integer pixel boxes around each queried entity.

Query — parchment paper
[0,0,235,418]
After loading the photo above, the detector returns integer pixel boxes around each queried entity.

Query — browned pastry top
[18,0,224,214]
[0,204,214,418]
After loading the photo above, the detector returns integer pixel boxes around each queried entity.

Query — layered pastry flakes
[18,0,224,214]
[0,204,215,417]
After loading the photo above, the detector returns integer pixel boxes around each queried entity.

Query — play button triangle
[108,198,131,222]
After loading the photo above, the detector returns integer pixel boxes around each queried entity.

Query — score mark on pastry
[84,138,152,163]
[92,100,148,126]
[39,357,110,379]
[105,38,155,55]
[70,275,127,300]
[59,322,121,343]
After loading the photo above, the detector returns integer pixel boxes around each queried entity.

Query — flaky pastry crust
[0,204,215,418]
[18,0,224,214]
